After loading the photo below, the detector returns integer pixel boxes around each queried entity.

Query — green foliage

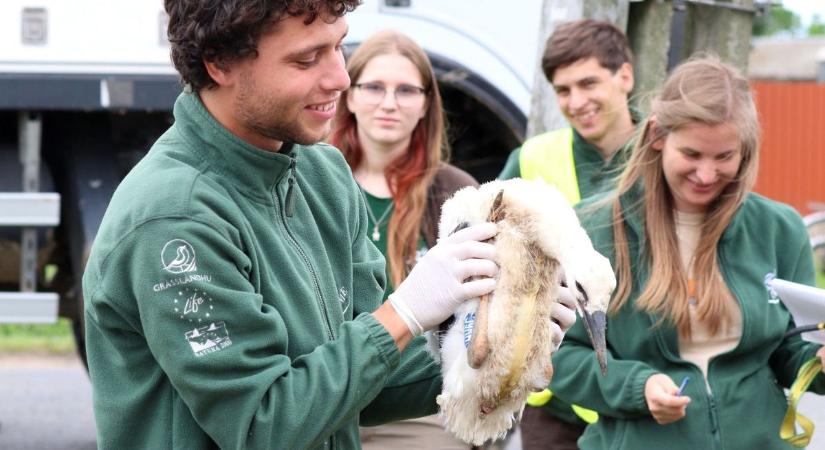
[809,14,825,36]
[0,318,76,354]
[753,5,802,37]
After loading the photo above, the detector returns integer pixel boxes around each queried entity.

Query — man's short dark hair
[165,0,361,91]
[541,19,633,83]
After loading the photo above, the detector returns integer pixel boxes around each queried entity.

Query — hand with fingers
[389,222,499,336]
[644,373,691,425]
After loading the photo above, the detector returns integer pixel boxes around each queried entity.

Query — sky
[781,0,825,27]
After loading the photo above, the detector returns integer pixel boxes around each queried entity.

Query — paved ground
[0,353,822,449]
[800,391,825,450]
[0,353,96,450]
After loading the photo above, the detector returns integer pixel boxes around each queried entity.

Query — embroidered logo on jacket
[185,321,232,357]
[338,286,350,315]
[171,287,215,322]
[153,274,212,292]
[764,272,781,304]
[161,239,197,274]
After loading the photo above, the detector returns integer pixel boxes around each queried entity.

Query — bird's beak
[573,282,607,376]
[580,309,607,375]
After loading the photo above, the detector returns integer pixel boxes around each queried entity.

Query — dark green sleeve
[89,218,400,449]
[550,316,658,420]
[551,204,659,420]
[497,147,522,180]
[360,336,442,425]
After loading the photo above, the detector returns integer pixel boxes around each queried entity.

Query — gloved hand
[551,284,578,350]
[389,222,498,336]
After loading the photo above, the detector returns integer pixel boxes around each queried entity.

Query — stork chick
[428,178,615,445]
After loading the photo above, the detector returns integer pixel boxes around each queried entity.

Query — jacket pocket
[578,416,627,450]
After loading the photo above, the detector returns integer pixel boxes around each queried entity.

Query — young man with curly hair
[82,1,502,448]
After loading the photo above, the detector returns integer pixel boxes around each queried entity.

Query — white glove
[389,222,498,336]
[551,284,578,350]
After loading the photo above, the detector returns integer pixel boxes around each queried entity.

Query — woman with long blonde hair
[551,57,825,449]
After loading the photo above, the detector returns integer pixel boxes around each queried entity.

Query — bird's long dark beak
[581,309,607,375]
[574,282,607,375]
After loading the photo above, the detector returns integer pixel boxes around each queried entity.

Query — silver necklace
[358,186,393,241]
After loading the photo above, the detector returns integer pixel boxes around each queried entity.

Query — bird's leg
[466,190,505,369]
[500,282,540,394]
[467,292,491,369]
[498,249,555,403]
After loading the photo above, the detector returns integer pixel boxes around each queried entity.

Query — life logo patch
[161,239,197,274]
[338,286,350,315]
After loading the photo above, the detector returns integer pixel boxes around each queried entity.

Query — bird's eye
[450,221,470,235]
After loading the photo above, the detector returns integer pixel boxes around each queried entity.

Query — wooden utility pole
[529,0,757,135]
[628,0,756,115]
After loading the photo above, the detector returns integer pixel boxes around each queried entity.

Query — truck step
[0,292,59,323]
[0,192,61,227]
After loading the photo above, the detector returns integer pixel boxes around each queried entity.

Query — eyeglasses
[351,82,427,108]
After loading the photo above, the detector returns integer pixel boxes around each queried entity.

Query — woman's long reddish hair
[329,30,447,287]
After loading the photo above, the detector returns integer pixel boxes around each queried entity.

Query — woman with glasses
[330,29,477,449]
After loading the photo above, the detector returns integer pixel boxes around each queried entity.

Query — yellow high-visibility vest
[519,127,598,425]
[519,128,581,205]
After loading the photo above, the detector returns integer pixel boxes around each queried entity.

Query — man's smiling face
[226,13,351,149]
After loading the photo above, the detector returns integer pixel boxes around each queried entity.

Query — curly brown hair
[541,19,632,83]
[165,0,361,91]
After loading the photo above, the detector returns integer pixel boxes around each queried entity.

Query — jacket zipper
[279,157,335,450]
[285,159,296,217]
[273,157,334,342]
[707,393,722,449]
[705,248,739,450]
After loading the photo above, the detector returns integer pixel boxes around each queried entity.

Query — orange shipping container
[752,81,825,215]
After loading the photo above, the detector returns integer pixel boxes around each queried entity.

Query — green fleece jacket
[83,92,441,450]
[551,189,825,450]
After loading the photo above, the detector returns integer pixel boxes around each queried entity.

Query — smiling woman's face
[346,52,427,152]
[654,121,743,213]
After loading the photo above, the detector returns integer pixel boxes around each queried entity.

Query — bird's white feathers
[427,178,615,445]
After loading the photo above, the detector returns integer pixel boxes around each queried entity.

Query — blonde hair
[609,56,760,336]
[330,30,447,287]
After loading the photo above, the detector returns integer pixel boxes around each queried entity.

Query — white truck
[0,0,543,359]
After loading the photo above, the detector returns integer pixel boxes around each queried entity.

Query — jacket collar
[172,92,295,200]
[571,106,642,165]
